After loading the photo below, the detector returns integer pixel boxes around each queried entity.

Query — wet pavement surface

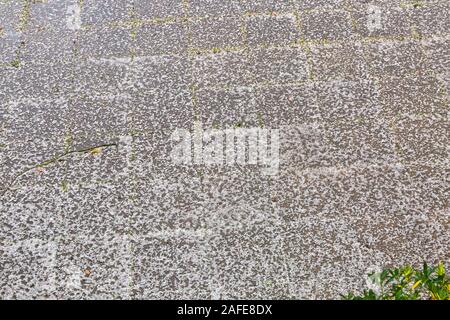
[0,0,449,299]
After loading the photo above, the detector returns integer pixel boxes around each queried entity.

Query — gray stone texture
[0,0,448,300]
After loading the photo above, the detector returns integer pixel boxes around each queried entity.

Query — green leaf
[437,261,445,277]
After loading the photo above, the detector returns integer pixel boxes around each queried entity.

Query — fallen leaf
[90,147,102,156]
[36,167,46,174]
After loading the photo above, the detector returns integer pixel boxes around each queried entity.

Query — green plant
[10,59,21,68]
[343,262,449,300]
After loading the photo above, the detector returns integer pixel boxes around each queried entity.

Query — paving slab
[77,25,132,59]
[378,74,448,118]
[134,0,184,20]
[0,236,60,299]
[73,57,131,96]
[299,9,354,41]
[392,114,449,165]
[54,233,133,299]
[134,22,188,56]
[246,13,299,46]
[129,89,194,133]
[3,61,75,99]
[294,0,345,10]
[190,16,244,49]
[192,49,252,88]
[0,184,65,243]
[244,0,294,14]
[309,41,369,81]
[364,40,430,78]
[349,2,413,39]
[410,1,450,37]
[189,0,243,17]
[248,46,309,84]
[81,0,132,26]
[0,0,449,300]
[127,55,192,91]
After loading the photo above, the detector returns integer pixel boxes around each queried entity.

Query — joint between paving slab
[18,0,31,33]
[294,11,318,81]
[339,4,403,165]
[180,0,201,124]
